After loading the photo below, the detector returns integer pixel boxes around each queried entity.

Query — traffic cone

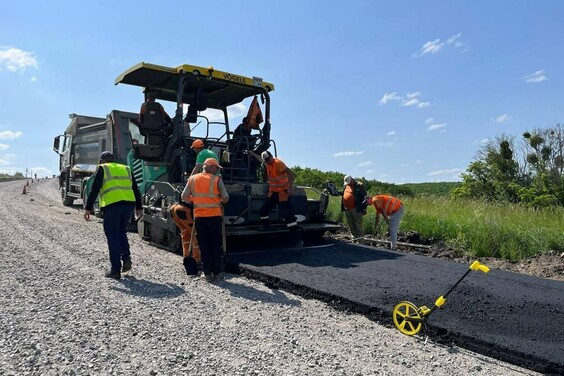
[22,185,27,194]
[26,180,30,187]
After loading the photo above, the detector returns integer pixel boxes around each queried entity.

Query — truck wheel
[62,189,74,206]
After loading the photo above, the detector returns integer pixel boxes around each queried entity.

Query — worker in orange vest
[365,194,404,250]
[247,149,303,248]
[181,158,229,281]
[341,175,368,239]
[170,201,201,265]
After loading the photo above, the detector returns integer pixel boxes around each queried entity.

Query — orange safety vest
[188,173,222,218]
[266,158,290,192]
[373,195,402,216]
[342,185,356,210]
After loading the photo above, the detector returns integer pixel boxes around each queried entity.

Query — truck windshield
[74,131,106,165]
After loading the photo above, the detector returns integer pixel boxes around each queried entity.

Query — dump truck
[113,62,341,250]
[53,111,141,208]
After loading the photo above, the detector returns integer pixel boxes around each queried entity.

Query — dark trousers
[194,216,223,276]
[259,191,296,224]
[103,202,135,273]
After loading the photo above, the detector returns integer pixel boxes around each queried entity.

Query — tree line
[451,124,564,207]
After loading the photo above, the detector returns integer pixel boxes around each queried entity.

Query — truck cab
[53,111,140,207]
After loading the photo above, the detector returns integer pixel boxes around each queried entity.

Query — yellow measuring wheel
[393,301,424,335]
[393,261,490,336]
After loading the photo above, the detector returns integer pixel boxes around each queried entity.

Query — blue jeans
[103,202,135,273]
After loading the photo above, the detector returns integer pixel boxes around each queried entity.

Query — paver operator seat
[135,101,168,161]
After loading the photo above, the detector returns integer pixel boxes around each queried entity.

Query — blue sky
[1,0,563,183]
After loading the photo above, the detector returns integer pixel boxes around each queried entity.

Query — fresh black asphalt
[226,239,564,374]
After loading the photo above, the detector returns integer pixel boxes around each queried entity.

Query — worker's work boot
[105,270,121,280]
[122,259,132,273]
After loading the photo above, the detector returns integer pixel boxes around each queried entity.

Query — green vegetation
[0,172,25,181]
[401,182,461,197]
[303,123,563,260]
[293,166,414,197]
[452,124,564,208]
[324,195,564,260]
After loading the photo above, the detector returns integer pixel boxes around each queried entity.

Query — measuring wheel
[393,301,424,336]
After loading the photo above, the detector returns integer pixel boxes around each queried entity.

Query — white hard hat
[343,175,353,185]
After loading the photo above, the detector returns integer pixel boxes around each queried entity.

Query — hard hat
[99,151,114,161]
[343,175,353,185]
[191,139,204,149]
[363,195,373,205]
[203,158,223,169]
[261,151,272,161]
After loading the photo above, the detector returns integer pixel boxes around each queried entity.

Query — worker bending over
[365,194,404,250]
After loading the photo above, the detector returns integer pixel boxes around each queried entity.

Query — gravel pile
[0,179,539,375]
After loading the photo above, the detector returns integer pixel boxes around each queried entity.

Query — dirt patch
[330,230,564,282]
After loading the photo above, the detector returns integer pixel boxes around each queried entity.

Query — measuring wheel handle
[470,260,490,273]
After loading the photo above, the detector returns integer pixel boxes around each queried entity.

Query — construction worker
[181,158,229,281]
[84,151,142,279]
[247,150,303,248]
[139,90,172,127]
[341,175,367,239]
[190,139,220,176]
[365,194,404,250]
[170,201,201,265]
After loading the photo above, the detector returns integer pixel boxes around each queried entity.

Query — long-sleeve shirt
[84,164,142,211]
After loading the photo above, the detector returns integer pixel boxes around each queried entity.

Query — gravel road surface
[0,179,540,375]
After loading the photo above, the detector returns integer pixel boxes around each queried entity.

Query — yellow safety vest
[99,163,135,208]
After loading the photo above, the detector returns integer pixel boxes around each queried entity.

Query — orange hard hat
[191,139,204,149]
[204,158,223,169]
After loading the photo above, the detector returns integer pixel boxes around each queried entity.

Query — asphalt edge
[226,262,563,375]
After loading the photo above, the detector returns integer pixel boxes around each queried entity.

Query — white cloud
[0,143,9,150]
[365,169,375,175]
[0,47,39,73]
[446,33,461,45]
[479,138,490,144]
[523,70,546,83]
[380,91,431,108]
[333,151,364,157]
[446,33,466,51]
[30,76,37,82]
[413,33,467,57]
[386,131,395,136]
[0,158,9,166]
[358,161,372,167]
[416,159,423,164]
[493,113,510,124]
[413,39,444,57]
[0,131,23,140]
[379,92,402,105]
[425,118,435,124]
[401,92,431,108]
[427,123,446,131]
[427,168,462,177]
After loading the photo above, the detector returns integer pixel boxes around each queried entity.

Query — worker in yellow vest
[84,151,142,279]
[181,158,229,282]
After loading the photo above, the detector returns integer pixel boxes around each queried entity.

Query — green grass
[324,195,564,260]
